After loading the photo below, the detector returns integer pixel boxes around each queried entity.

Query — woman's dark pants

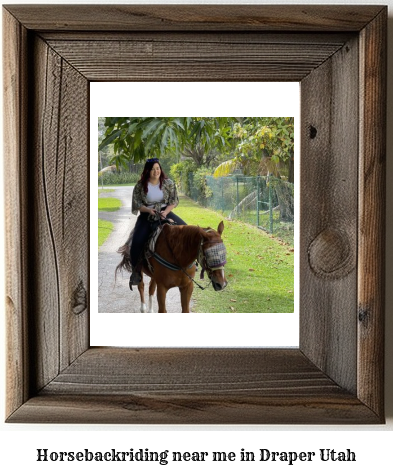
[130,210,186,268]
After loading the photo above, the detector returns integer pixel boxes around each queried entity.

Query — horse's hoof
[141,304,147,313]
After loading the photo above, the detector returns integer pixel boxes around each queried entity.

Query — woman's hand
[140,206,156,216]
[160,210,174,223]
[161,204,175,219]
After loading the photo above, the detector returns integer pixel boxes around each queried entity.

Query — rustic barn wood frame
[4,5,386,424]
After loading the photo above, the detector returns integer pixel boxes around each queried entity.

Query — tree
[98,117,235,168]
[98,117,112,172]
[212,117,295,222]
[213,117,295,183]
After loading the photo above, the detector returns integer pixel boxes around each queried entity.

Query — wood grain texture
[7,348,379,424]
[27,36,89,391]
[3,8,30,417]
[300,36,359,394]
[9,392,378,425]
[3,4,386,424]
[358,9,387,417]
[40,31,354,44]
[3,5,384,32]
[44,348,340,396]
[46,37,347,82]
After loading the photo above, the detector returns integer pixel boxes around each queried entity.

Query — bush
[98,172,139,186]
[170,160,196,195]
[191,167,214,205]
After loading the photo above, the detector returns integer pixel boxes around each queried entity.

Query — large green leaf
[98,129,122,150]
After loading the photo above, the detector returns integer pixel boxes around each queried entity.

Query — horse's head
[199,221,228,291]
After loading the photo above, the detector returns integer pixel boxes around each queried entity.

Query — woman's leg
[166,211,187,225]
[129,215,151,288]
[130,214,151,268]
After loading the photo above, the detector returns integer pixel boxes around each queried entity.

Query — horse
[117,221,228,313]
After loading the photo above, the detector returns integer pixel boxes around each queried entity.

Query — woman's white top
[146,182,165,207]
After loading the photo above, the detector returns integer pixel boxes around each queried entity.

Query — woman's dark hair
[139,158,167,194]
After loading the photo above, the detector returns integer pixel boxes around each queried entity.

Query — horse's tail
[116,244,133,274]
[115,230,134,279]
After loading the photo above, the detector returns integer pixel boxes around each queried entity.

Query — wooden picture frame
[3,5,386,424]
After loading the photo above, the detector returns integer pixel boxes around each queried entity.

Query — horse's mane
[161,225,206,257]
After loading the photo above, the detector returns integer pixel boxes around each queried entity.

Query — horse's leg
[138,275,146,313]
[156,284,168,313]
[148,279,157,313]
[179,282,194,313]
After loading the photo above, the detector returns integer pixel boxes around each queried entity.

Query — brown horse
[118,221,227,313]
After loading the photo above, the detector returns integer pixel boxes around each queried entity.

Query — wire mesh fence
[182,173,294,245]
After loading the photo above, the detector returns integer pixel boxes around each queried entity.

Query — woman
[129,158,186,286]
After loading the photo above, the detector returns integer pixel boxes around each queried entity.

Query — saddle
[143,219,176,273]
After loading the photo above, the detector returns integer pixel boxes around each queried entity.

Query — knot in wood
[358,307,370,325]
[73,281,87,315]
[309,125,317,139]
[308,228,354,279]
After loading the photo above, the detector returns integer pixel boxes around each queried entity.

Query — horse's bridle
[153,221,227,290]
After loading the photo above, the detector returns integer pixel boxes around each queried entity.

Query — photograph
[97,116,295,315]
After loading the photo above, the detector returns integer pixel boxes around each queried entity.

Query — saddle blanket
[146,226,164,256]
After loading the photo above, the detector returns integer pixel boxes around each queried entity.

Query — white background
[1,0,392,473]
[90,82,300,347]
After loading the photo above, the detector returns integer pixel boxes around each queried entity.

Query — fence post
[188,172,191,199]
[236,176,239,216]
[221,177,224,213]
[256,176,260,227]
[269,177,273,234]
[99,151,104,189]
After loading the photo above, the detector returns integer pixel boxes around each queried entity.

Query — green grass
[98,192,120,247]
[98,196,122,212]
[176,196,294,313]
[98,219,114,247]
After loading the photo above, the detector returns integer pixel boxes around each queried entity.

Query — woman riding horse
[129,158,186,286]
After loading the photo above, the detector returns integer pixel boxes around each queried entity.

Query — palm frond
[213,159,238,177]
